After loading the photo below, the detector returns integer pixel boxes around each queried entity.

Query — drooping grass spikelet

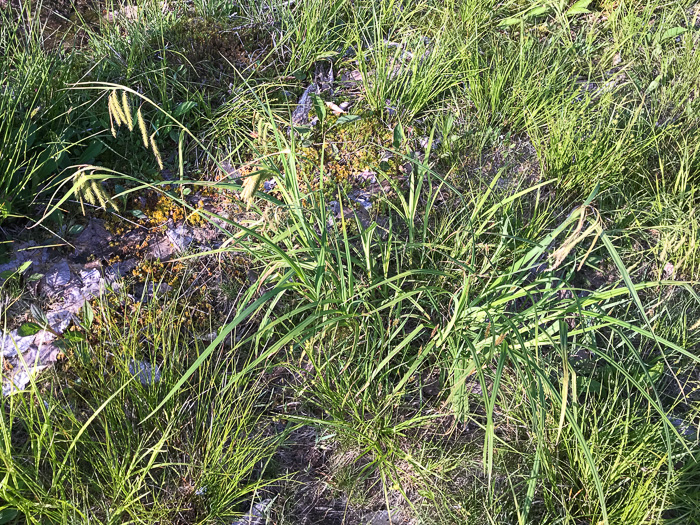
[112,91,127,126]
[241,169,264,206]
[82,177,96,207]
[108,96,119,137]
[137,107,149,149]
[108,91,124,128]
[73,170,89,214]
[91,180,117,211]
[150,132,163,170]
[73,169,117,213]
[121,91,133,132]
[91,181,104,207]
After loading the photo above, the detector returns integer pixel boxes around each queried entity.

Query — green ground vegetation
[1,0,700,523]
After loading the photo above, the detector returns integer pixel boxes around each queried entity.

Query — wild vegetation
[1,0,700,523]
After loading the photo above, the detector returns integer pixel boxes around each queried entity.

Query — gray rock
[61,286,90,312]
[314,61,334,93]
[354,170,377,184]
[22,344,61,367]
[662,262,675,279]
[165,223,194,253]
[1,225,141,396]
[149,282,172,296]
[2,360,51,396]
[147,236,177,260]
[128,360,161,385]
[33,330,56,346]
[348,190,372,211]
[291,84,317,125]
[1,330,33,358]
[670,417,698,441]
[0,251,32,276]
[341,69,362,83]
[2,370,32,396]
[419,135,441,150]
[79,268,103,291]
[197,330,219,342]
[73,219,112,254]
[46,310,72,333]
[231,499,271,525]
[362,510,408,525]
[328,200,341,216]
[135,282,173,302]
[106,259,138,280]
[44,260,71,292]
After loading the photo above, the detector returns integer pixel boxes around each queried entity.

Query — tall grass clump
[55,85,700,522]
[0,6,69,223]
[353,2,472,120]
[0,287,281,524]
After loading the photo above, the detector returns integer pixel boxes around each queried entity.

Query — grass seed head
[108,91,125,128]
[137,107,149,149]
[121,91,134,131]
[151,132,164,170]
[241,170,264,206]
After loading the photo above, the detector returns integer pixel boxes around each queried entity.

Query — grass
[2,289,280,523]
[1,0,700,523]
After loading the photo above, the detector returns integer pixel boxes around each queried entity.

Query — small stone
[73,219,112,254]
[151,282,172,296]
[348,190,372,211]
[291,83,317,125]
[106,259,138,280]
[0,252,32,276]
[80,268,103,291]
[670,417,698,441]
[354,170,377,184]
[328,200,341,216]
[231,499,271,525]
[362,510,408,525]
[166,223,194,253]
[662,262,675,279]
[341,69,362,82]
[44,260,71,291]
[22,344,61,366]
[128,360,161,386]
[148,237,177,260]
[2,363,50,396]
[46,310,72,333]
[1,330,33,358]
[3,370,32,396]
[197,331,219,342]
[137,282,172,301]
[33,330,56,346]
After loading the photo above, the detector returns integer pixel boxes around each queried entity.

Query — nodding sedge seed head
[91,181,105,208]
[121,91,133,131]
[241,170,264,206]
[137,108,149,149]
[150,132,163,170]
[108,91,125,127]
[91,180,117,211]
